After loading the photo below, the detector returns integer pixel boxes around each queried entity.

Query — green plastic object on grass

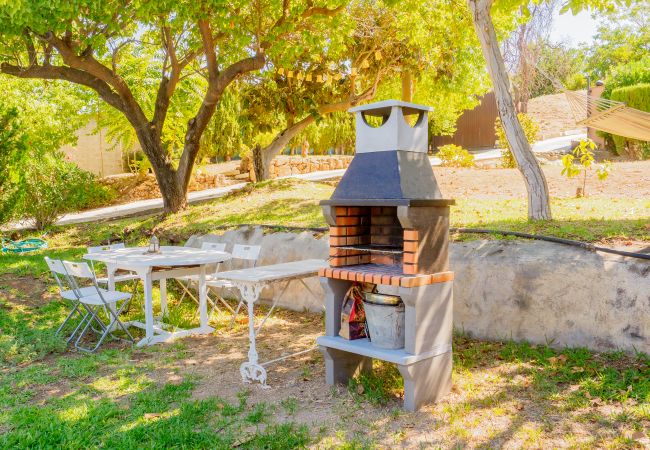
[1,238,48,253]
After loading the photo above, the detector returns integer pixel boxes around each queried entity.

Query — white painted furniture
[212,259,328,385]
[45,257,86,343]
[63,260,134,353]
[87,243,140,286]
[207,244,261,322]
[83,246,231,346]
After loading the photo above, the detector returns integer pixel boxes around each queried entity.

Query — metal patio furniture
[205,244,261,324]
[174,242,230,314]
[83,245,231,346]
[62,260,134,353]
[87,243,140,295]
[45,256,88,343]
[211,259,327,385]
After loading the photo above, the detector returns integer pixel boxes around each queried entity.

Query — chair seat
[79,290,132,306]
[205,278,236,289]
[60,286,103,301]
[96,273,140,285]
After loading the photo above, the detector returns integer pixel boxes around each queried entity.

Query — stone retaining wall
[187,227,650,354]
[235,155,353,181]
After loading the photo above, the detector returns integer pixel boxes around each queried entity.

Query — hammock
[1,238,48,253]
[532,63,650,142]
[563,90,650,142]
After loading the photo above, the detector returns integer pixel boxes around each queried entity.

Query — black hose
[450,227,650,261]
[201,224,650,261]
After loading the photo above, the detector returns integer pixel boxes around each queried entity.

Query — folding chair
[174,242,233,315]
[45,256,89,343]
[62,260,134,353]
[205,244,261,327]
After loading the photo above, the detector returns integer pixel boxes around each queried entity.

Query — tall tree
[0,0,346,212]
[502,1,557,112]
[468,0,553,220]
[247,0,490,180]
[467,0,635,220]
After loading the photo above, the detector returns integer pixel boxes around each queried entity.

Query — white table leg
[106,264,119,330]
[138,271,155,346]
[197,265,215,333]
[237,282,268,386]
[159,278,167,318]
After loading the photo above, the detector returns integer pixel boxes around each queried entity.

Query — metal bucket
[363,293,405,350]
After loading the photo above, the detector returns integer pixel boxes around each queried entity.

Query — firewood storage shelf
[317,275,454,412]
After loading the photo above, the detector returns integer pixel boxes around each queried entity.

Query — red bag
[339,284,367,340]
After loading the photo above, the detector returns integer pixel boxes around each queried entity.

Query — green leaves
[561,138,612,196]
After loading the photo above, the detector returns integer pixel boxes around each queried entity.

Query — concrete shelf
[316,335,451,366]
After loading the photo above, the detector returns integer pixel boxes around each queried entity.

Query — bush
[0,106,27,225]
[608,83,650,159]
[603,56,650,98]
[17,152,115,229]
[495,113,540,168]
[436,144,475,168]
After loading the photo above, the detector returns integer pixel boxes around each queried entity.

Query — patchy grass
[1,265,650,447]
[1,177,649,447]
[452,197,650,242]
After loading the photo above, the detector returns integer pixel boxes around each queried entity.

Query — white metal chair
[206,244,261,326]
[62,260,134,353]
[45,257,89,343]
[175,242,231,313]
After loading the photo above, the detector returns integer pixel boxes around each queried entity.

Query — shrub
[607,83,650,159]
[17,152,115,229]
[603,56,650,98]
[561,138,612,197]
[437,144,475,168]
[495,113,540,168]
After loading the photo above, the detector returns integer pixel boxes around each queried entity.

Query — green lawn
[1,178,649,448]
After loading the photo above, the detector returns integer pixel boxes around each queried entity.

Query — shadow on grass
[2,376,309,449]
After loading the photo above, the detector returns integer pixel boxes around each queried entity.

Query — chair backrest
[63,261,106,302]
[45,256,67,276]
[231,244,261,268]
[62,261,96,280]
[201,242,227,252]
[45,256,71,293]
[87,242,126,253]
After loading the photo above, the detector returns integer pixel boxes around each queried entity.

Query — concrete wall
[60,121,126,177]
[188,227,650,354]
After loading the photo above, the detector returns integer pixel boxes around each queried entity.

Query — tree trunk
[132,127,188,213]
[468,0,551,220]
[252,143,271,182]
[253,117,315,182]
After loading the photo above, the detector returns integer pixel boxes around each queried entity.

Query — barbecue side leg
[320,347,372,385]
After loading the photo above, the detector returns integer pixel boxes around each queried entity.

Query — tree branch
[41,31,149,126]
[176,52,266,187]
[0,62,127,114]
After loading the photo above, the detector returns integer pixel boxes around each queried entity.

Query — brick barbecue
[317,100,456,411]
[319,100,455,287]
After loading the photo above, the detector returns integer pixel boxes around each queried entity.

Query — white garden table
[213,259,328,386]
[84,246,231,347]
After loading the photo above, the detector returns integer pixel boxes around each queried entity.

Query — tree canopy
[0,0,348,212]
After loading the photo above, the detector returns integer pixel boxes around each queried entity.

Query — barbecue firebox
[316,100,455,411]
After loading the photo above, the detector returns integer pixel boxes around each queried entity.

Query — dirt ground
[125,308,648,448]
[527,92,585,139]
[434,160,650,200]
